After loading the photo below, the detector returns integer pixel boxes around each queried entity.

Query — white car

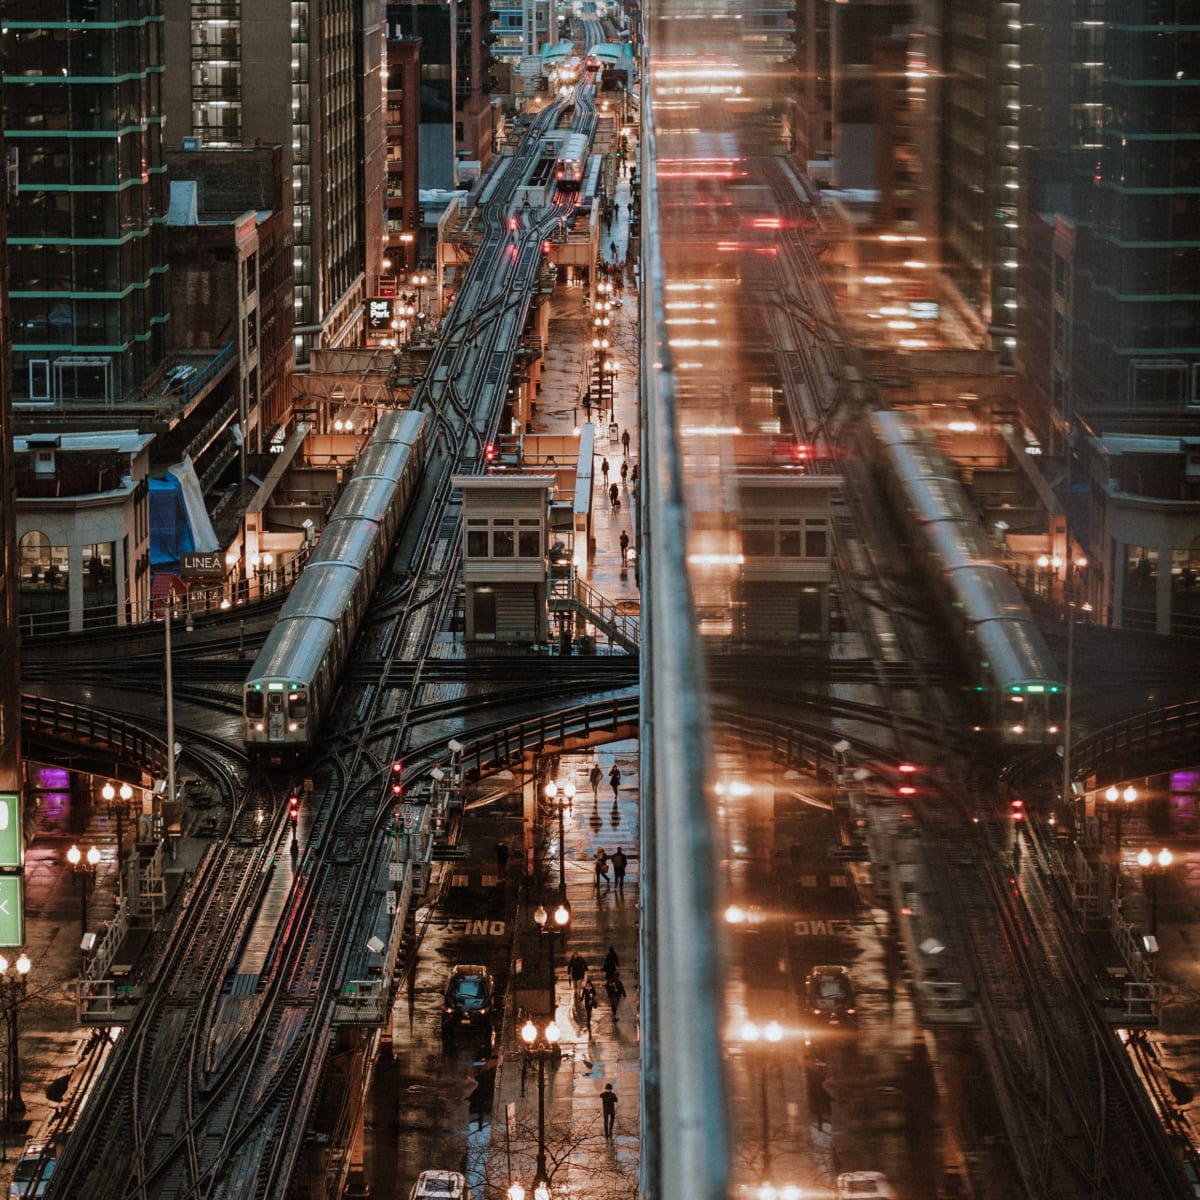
[836,1172,895,1199]
[409,1171,468,1200]
[9,1146,57,1198]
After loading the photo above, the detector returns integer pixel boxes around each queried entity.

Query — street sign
[0,876,24,946]
[0,793,21,868]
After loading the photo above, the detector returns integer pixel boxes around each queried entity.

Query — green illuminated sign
[0,794,21,869]
[0,876,24,947]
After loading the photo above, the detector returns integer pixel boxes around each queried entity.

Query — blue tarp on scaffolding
[150,457,219,569]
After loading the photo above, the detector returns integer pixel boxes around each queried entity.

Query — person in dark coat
[603,945,620,982]
[569,952,589,1000]
[609,763,622,799]
[606,972,627,1019]
[581,977,598,1033]
[611,847,628,892]
[601,1082,618,1137]
[589,763,603,799]
[609,482,620,510]
[619,531,630,563]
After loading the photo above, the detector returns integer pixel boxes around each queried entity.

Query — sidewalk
[482,747,642,1195]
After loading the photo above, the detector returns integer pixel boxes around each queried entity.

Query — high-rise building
[0,116,21,804]
[1,1,170,413]
[163,1,387,365]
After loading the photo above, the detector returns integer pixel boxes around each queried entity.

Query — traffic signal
[508,215,519,233]
[390,761,404,797]
[542,239,552,255]
[1009,797,1025,822]
[288,793,300,822]
[484,443,497,466]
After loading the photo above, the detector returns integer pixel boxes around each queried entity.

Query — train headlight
[1011,724,1025,736]
[255,722,265,732]
[1048,724,1060,734]
[288,722,299,732]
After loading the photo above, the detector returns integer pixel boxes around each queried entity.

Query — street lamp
[737,1019,783,1174]
[0,953,31,1118]
[1106,784,1139,900]
[533,899,570,1018]
[519,1017,561,1188]
[66,843,102,935]
[544,779,575,893]
[1136,847,1174,936]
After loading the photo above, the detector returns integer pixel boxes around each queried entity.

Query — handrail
[1071,699,1200,787]
[21,694,168,779]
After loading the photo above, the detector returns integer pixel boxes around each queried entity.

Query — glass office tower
[1,0,169,410]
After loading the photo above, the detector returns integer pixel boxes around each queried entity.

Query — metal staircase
[548,569,639,653]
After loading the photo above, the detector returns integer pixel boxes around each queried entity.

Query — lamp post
[737,1019,783,1174]
[1136,847,1173,936]
[66,844,102,935]
[101,782,133,898]
[1106,784,1139,900]
[519,1017,560,1189]
[533,900,571,1018]
[544,780,575,893]
[0,954,31,1119]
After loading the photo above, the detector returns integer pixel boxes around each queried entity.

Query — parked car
[804,964,856,1025]
[409,1170,468,1200]
[10,1146,56,1198]
[442,964,495,1039]
[836,1171,895,1199]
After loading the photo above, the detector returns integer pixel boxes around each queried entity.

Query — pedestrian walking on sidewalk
[603,945,620,982]
[621,427,631,458]
[619,530,630,563]
[569,952,589,1001]
[610,240,618,259]
[620,459,628,487]
[495,841,510,880]
[601,1083,618,1137]
[594,848,610,892]
[601,457,610,487]
[606,972,627,1020]
[589,762,603,800]
[609,763,622,799]
[630,462,639,486]
[581,977,597,1032]
[609,482,620,510]
[611,846,628,892]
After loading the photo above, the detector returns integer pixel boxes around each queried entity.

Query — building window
[18,530,69,632]
[466,516,541,559]
[518,519,541,558]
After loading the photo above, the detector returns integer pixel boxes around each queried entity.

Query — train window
[288,690,308,718]
[246,691,264,717]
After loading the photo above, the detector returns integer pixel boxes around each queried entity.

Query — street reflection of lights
[725,904,748,924]
[863,275,894,285]
[887,320,916,330]
[899,339,928,348]
[715,779,753,798]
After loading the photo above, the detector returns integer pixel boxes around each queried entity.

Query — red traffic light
[542,239,552,255]
[1009,797,1025,821]
[390,762,403,797]
[508,215,519,232]
[484,443,497,464]
[288,794,300,820]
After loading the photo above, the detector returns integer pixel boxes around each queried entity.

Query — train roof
[946,562,1036,625]
[282,561,362,621]
[332,474,398,524]
[971,616,1063,692]
[905,475,980,525]
[353,440,415,484]
[372,409,426,446]
[309,516,380,569]
[869,409,924,446]
[557,131,590,158]
[923,517,994,569]
[246,613,337,686]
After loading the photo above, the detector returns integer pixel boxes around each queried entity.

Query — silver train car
[242,409,429,758]
[868,409,1064,745]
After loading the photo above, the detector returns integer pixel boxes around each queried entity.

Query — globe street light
[520,1017,561,1188]
[533,900,571,1017]
[738,1019,783,1174]
[67,843,102,935]
[0,953,31,1118]
[1136,847,1174,936]
[1105,783,1139,900]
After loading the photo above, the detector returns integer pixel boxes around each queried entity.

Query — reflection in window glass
[493,528,515,557]
[519,529,541,557]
